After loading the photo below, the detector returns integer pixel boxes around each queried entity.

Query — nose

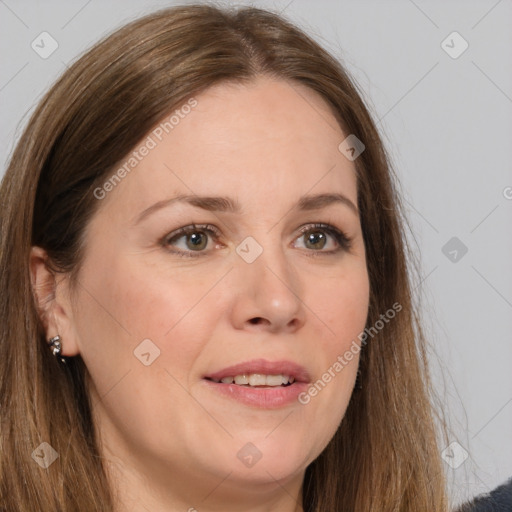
[228,238,305,334]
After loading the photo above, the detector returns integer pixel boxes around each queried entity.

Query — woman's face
[56,77,369,506]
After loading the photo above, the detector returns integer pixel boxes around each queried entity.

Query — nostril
[249,317,264,325]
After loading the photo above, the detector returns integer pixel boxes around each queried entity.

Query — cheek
[71,255,224,445]
[73,254,228,385]
[83,257,210,336]
[311,263,370,352]
[298,264,369,431]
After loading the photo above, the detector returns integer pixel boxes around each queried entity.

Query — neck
[104,447,305,512]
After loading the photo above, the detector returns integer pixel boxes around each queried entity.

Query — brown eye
[303,230,327,250]
[182,231,208,251]
[294,223,352,254]
[163,224,220,257]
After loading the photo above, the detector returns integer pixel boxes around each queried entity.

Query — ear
[29,246,81,357]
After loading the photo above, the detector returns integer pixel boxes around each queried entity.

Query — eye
[161,222,353,258]
[161,224,221,257]
[293,223,353,255]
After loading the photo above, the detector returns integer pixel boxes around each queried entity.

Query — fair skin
[31,76,370,512]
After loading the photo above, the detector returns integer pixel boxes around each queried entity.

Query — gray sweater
[455,478,512,512]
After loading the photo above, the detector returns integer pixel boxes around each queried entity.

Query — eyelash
[161,223,353,259]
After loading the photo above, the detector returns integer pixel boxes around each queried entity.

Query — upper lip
[204,358,311,383]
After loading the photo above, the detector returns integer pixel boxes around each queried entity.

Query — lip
[202,358,311,409]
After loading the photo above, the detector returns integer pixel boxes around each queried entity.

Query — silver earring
[47,335,66,363]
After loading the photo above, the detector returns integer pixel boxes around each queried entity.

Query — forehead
[98,76,358,218]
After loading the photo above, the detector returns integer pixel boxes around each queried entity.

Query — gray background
[1,0,511,507]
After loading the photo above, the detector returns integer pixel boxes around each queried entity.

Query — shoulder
[455,478,512,512]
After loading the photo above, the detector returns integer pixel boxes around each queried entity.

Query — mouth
[204,358,310,386]
[205,373,296,388]
[202,359,310,409]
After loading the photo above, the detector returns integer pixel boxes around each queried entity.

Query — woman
[0,4,450,511]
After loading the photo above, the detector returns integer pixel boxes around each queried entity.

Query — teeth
[234,375,249,385]
[215,374,295,387]
[249,374,266,386]
[266,375,284,386]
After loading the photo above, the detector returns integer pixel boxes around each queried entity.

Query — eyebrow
[135,192,359,224]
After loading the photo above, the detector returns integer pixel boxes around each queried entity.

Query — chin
[227,458,307,487]
[214,434,315,485]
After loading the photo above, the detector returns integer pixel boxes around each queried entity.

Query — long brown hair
[0,4,449,510]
